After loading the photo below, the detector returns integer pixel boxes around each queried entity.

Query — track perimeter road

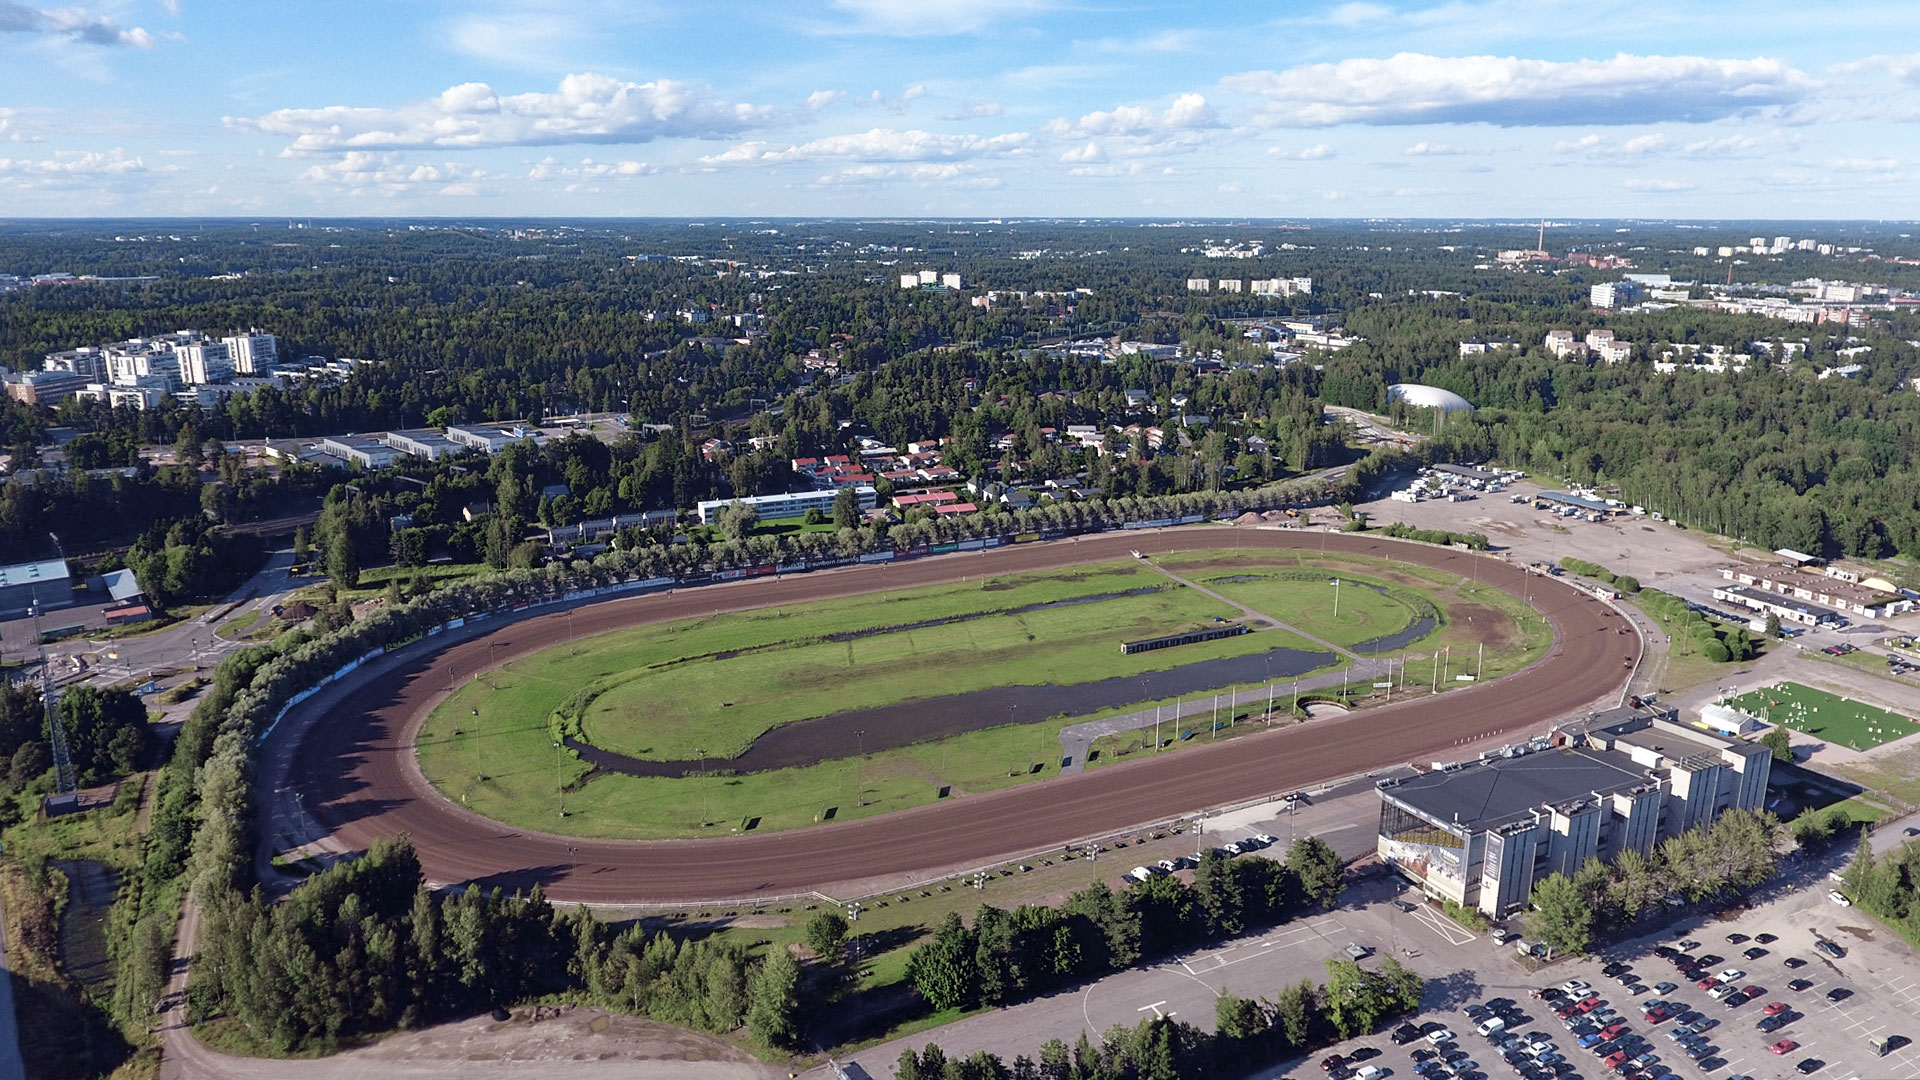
[274,528,1635,903]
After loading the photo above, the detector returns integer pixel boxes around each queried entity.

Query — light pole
[551,741,566,818]
[853,728,866,806]
[1331,577,1341,617]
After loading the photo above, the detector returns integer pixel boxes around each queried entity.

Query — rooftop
[1379,746,1650,832]
[0,558,70,588]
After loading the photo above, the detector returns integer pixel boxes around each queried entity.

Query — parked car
[1770,1040,1799,1055]
[1795,1059,1823,1074]
[1743,947,1768,960]
[1829,890,1852,906]
[1784,956,1808,969]
[1725,933,1748,944]
[1755,933,1777,944]
[1826,987,1852,1002]
[1393,1023,1421,1044]
[1757,1014,1794,1034]
[1787,978,1813,992]
[1653,982,1677,994]
[1815,940,1845,959]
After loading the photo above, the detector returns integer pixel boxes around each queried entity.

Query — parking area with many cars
[1262,845,1915,1080]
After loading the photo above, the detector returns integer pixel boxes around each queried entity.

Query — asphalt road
[275,527,1635,903]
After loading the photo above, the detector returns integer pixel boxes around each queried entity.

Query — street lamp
[695,748,708,826]
[551,741,566,818]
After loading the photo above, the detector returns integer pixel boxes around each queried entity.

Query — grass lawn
[1193,566,1434,650]
[416,553,1457,840]
[1724,680,1920,751]
[214,609,263,639]
[1,779,147,870]
[496,561,1315,761]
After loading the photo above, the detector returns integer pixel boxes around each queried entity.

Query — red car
[1579,997,1606,1013]
[1645,1007,1673,1023]
[1763,1001,1790,1017]
[1743,985,1764,998]
[1601,1022,1629,1039]
[1770,1040,1799,1055]
[1322,1054,1347,1070]
[1557,1004,1581,1019]
[1696,976,1720,990]
[1604,1051,1630,1068]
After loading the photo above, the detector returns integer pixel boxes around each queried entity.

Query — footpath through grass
[1723,680,1920,751]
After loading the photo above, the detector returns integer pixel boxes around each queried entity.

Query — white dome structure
[1388,383,1475,413]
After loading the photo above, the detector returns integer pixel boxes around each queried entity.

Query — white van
[1127,866,1154,883]
[1477,1017,1507,1037]
[1354,1067,1383,1080]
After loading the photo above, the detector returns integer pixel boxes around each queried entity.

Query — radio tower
[1538,218,1546,254]
[29,600,79,811]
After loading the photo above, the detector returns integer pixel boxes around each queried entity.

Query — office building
[222,331,278,374]
[695,486,876,525]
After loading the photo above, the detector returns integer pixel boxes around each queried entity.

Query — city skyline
[3,0,1920,218]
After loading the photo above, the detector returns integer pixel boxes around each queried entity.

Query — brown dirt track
[280,528,1635,903]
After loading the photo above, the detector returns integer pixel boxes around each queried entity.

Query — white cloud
[1325,2,1392,26]
[528,155,656,181]
[1059,141,1104,163]
[941,101,1003,120]
[1268,143,1334,160]
[811,162,1001,187]
[298,151,495,195]
[806,90,846,111]
[1224,53,1812,127]
[1623,178,1695,191]
[864,84,927,113]
[1621,134,1669,154]
[1046,93,1219,138]
[0,1,153,46]
[0,148,145,175]
[231,73,779,154]
[1828,156,1901,172]
[1555,131,1774,158]
[824,0,1054,36]
[1218,181,1245,193]
[700,127,1031,167]
[1403,140,1486,156]
[1068,162,1142,177]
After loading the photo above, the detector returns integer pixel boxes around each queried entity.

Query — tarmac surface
[278,527,1636,904]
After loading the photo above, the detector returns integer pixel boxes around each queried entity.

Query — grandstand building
[1376,705,1771,918]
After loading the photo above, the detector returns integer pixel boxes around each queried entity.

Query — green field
[1194,567,1438,650]
[555,562,1321,760]
[416,553,1477,839]
[1725,681,1920,751]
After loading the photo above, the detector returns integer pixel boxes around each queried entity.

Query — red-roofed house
[933,502,978,515]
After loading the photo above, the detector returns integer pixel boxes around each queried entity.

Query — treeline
[1558,558,1640,593]
[1842,831,1920,951]
[904,841,1344,1013]
[1375,522,1491,550]
[895,953,1425,1080]
[1526,808,1783,955]
[1632,588,1758,664]
[191,837,803,1052]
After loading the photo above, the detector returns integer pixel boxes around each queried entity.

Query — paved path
[0,893,26,1080]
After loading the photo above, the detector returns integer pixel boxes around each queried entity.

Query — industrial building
[445,422,540,455]
[1718,564,1914,620]
[1711,583,1843,627]
[1377,705,1772,918]
[695,487,876,525]
[319,434,399,470]
[0,558,73,619]
[384,429,463,460]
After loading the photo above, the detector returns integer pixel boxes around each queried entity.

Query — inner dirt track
[277,528,1636,903]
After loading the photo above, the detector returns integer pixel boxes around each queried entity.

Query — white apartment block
[222,331,278,374]
[1186,278,1211,292]
[1216,278,1243,292]
[175,340,233,385]
[1249,276,1313,297]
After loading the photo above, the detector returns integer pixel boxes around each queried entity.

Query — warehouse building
[1712,583,1844,627]
[1377,705,1771,918]
[695,487,876,525]
[0,558,73,619]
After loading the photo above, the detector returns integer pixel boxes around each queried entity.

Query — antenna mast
[29,601,78,805]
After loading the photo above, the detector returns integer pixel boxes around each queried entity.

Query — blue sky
[3,0,1920,218]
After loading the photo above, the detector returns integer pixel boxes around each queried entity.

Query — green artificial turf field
[1724,681,1920,752]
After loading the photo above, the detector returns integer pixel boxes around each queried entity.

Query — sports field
[1724,681,1920,752]
[415,552,1478,839]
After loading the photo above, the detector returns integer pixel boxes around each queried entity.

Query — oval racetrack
[280,528,1636,903]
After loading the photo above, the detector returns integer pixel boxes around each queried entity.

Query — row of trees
[895,954,1424,1080]
[192,837,806,1052]
[1841,832,1920,950]
[905,840,1344,1013]
[124,515,263,612]
[1527,808,1784,955]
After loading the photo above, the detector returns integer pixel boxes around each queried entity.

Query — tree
[717,500,757,542]
[905,912,977,1011]
[1528,872,1592,956]
[56,684,147,782]
[745,947,800,1049]
[1272,978,1315,1050]
[1765,611,1782,639]
[1761,727,1794,762]
[1376,954,1425,1014]
[1287,835,1344,910]
[292,524,310,566]
[804,910,849,964]
[326,528,360,589]
[833,486,861,530]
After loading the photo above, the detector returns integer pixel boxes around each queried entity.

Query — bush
[1442,899,1487,931]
